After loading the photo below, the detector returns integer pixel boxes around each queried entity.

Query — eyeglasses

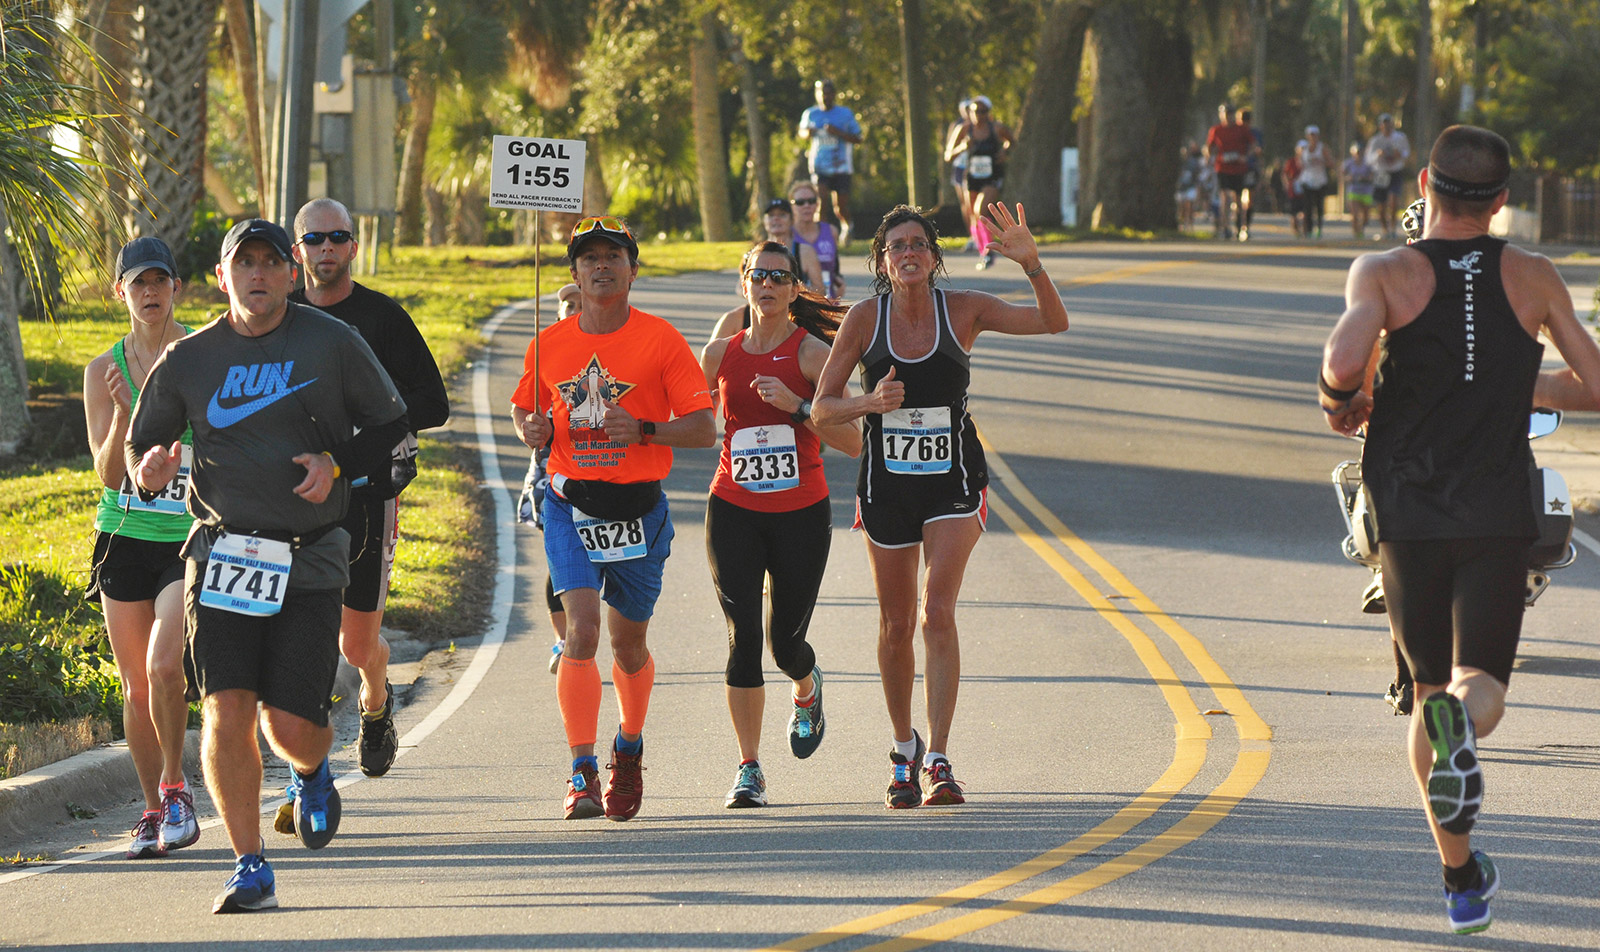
[299,230,354,246]
[745,267,796,285]
[571,216,634,242]
[792,197,819,206]
[886,238,932,255]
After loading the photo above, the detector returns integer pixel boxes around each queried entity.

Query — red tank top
[711,326,827,512]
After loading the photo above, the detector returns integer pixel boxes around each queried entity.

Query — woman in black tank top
[810,203,1068,807]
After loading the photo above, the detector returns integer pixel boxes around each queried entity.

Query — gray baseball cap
[115,235,177,285]
[220,218,294,263]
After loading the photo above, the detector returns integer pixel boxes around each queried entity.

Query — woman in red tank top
[699,242,861,808]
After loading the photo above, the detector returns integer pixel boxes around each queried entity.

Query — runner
[127,219,409,913]
[518,282,582,674]
[700,242,861,808]
[812,203,1068,808]
[798,78,863,245]
[944,95,1013,270]
[83,236,200,859]
[509,216,714,821]
[289,197,450,778]
[1205,103,1253,240]
[1320,125,1600,933]
[790,181,845,301]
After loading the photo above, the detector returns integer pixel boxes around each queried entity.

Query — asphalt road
[4,223,1600,950]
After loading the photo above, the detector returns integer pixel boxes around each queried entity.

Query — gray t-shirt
[128,301,405,590]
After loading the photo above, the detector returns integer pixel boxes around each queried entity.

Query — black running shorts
[853,487,987,549]
[88,532,184,602]
[342,492,398,613]
[185,560,343,726]
[1379,537,1529,687]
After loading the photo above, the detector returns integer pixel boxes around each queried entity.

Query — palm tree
[0,3,135,455]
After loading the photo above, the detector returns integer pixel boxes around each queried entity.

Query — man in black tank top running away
[1319,125,1600,935]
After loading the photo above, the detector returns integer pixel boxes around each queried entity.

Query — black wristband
[1319,374,1360,403]
[791,399,813,424]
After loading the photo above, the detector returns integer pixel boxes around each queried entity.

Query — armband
[1023,263,1046,278]
[323,451,342,480]
[1318,374,1360,403]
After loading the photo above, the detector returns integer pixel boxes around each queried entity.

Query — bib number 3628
[572,507,646,563]
[199,533,292,616]
[881,407,953,474]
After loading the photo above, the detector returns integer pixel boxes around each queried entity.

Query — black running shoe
[885,730,924,810]
[1384,680,1414,717]
[921,758,965,806]
[1422,693,1482,834]
[359,680,399,778]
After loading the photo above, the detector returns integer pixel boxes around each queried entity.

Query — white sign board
[1060,147,1079,228]
[490,136,586,212]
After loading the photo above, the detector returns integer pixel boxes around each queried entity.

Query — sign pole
[533,212,541,415]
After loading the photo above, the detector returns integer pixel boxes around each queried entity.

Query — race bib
[1221,151,1243,164]
[119,444,192,515]
[199,533,291,616]
[572,506,646,563]
[881,407,953,475]
[968,155,994,178]
[730,424,799,493]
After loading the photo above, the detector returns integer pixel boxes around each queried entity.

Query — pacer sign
[489,136,587,212]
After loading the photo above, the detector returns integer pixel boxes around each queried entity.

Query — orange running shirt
[510,307,711,484]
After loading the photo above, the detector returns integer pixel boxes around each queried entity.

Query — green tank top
[94,333,194,542]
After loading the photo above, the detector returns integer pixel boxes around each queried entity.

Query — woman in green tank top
[82,236,200,859]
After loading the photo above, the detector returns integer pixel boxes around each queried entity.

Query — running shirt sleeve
[126,345,191,460]
[339,324,407,429]
[660,324,715,419]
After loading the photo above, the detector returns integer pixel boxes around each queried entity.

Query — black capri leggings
[705,494,832,688]
[1379,537,1529,686]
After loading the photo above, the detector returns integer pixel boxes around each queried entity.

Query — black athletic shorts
[342,492,398,612]
[1379,537,1529,687]
[854,487,987,549]
[185,560,344,726]
[1216,172,1246,193]
[966,174,1005,193]
[812,171,852,195]
[89,532,185,602]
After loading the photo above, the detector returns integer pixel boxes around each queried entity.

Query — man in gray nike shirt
[128,219,407,913]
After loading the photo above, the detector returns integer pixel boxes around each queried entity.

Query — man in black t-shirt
[290,198,449,780]
[1319,126,1600,934]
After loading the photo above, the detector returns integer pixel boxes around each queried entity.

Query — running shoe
[126,810,166,859]
[1361,574,1387,614]
[157,783,200,851]
[358,680,399,778]
[1384,680,1414,717]
[885,730,925,810]
[1237,226,1250,242]
[1422,693,1482,834]
[565,763,604,819]
[921,758,966,806]
[290,757,342,850]
[724,762,768,809]
[548,640,564,675]
[788,666,825,759]
[212,852,277,914]
[604,739,645,821]
[975,252,995,271]
[1444,851,1499,934]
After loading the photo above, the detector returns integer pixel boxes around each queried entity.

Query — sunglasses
[745,267,797,286]
[792,197,819,206]
[299,230,354,246]
[571,216,635,241]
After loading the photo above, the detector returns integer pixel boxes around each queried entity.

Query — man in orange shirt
[510,217,714,821]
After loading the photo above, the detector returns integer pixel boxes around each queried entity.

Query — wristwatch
[791,400,813,424]
[639,420,657,445]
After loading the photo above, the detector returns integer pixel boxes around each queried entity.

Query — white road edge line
[0,300,531,887]
[1572,527,1600,559]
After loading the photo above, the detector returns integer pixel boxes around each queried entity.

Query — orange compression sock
[613,653,656,738]
[556,655,601,748]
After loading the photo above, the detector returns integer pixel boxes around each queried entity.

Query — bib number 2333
[573,507,646,563]
[200,533,292,616]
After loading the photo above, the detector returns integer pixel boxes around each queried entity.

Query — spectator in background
[798,79,863,246]
[1176,141,1203,231]
[1343,141,1376,239]
[1367,113,1413,239]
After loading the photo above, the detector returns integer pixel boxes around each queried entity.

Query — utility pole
[1340,0,1355,160]
[898,0,932,208]
[1414,0,1435,153]
[1250,0,1267,144]
[274,0,320,226]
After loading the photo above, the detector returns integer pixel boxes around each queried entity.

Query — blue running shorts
[543,489,673,623]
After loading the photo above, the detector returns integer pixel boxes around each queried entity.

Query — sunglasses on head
[299,230,354,246]
[745,267,796,286]
[571,216,634,241]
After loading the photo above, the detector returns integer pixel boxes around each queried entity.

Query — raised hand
[865,366,905,414]
[136,441,182,494]
[980,202,1041,270]
[104,363,132,415]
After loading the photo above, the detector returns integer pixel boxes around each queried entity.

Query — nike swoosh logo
[772,355,792,361]
[206,380,317,428]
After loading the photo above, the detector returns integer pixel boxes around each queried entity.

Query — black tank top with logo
[858,289,987,504]
[1363,236,1543,541]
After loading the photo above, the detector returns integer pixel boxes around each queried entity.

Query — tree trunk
[395,70,437,246]
[729,36,770,227]
[1413,0,1435,153]
[126,0,218,251]
[1009,0,1092,225]
[897,0,932,208]
[689,11,733,241]
[0,206,29,456]
[223,0,267,215]
[584,134,611,217]
[1083,3,1190,230]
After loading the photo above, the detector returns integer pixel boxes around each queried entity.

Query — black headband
[1427,165,1507,201]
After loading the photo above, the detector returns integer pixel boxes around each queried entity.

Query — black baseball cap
[764,198,792,215]
[220,218,294,263]
[565,216,639,262]
[115,235,177,285]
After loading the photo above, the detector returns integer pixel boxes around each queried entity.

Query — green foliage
[0,562,119,726]
[1475,2,1600,172]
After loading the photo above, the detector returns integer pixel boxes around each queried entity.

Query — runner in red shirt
[1206,103,1256,239]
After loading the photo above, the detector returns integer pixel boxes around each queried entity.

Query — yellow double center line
[760,434,1272,952]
